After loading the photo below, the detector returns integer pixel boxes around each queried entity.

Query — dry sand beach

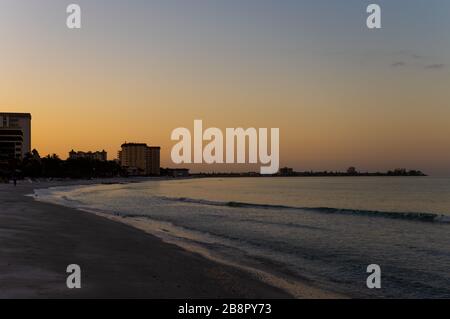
[0,178,304,299]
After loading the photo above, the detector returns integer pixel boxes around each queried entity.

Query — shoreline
[0,177,341,298]
[87,211,345,299]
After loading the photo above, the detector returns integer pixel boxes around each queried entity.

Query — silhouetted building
[161,168,190,177]
[118,143,160,176]
[278,167,294,176]
[69,150,107,161]
[146,147,161,176]
[0,113,31,162]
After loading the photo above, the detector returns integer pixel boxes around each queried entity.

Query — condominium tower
[0,113,31,162]
[118,143,160,176]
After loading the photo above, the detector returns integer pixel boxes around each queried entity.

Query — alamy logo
[66,264,81,289]
[366,264,381,289]
[66,4,81,29]
[366,4,381,29]
[65,4,381,30]
[171,120,280,174]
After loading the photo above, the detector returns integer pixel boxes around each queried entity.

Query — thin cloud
[425,64,445,70]
[391,62,407,67]
[411,54,425,59]
[395,50,426,60]
[389,51,445,71]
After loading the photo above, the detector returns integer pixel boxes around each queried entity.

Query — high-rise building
[147,146,160,176]
[69,150,107,161]
[118,143,160,176]
[0,113,31,162]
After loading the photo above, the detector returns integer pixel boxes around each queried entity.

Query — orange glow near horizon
[1,1,450,175]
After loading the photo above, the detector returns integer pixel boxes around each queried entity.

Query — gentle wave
[156,196,450,223]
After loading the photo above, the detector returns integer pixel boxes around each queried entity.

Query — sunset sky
[1,0,450,175]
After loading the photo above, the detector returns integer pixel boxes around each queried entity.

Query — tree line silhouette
[0,149,124,180]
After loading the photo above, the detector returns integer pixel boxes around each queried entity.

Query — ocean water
[34,177,450,298]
